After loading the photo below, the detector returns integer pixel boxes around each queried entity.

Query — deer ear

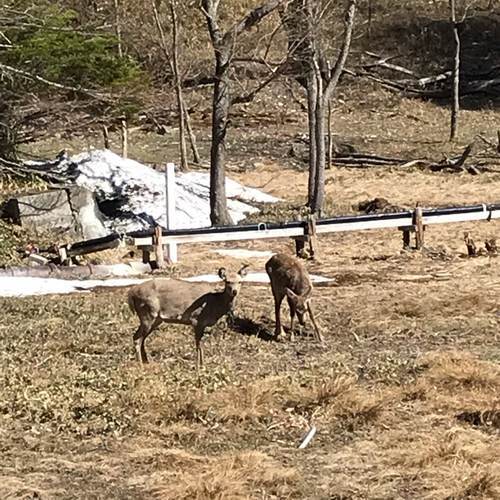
[218,267,227,280]
[238,264,249,277]
[285,288,298,301]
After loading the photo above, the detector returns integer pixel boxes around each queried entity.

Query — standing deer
[265,253,323,342]
[127,265,249,370]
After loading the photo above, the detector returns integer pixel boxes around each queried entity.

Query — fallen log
[429,142,474,172]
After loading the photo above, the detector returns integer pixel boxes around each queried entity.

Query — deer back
[266,253,313,297]
[128,279,215,321]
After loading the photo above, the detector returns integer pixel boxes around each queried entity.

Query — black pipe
[67,232,121,250]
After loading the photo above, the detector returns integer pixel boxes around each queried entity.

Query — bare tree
[200,0,287,226]
[151,0,189,171]
[113,0,123,58]
[281,0,357,215]
[450,0,460,141]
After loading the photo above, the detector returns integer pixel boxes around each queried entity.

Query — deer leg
[133,325,146,363]
[287,297,296,342]
[274,295,285,340]
[194,326,204,372]
[133,316,161,364]
[307,302,323,343]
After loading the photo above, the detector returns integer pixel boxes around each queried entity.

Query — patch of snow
[212,249,276,259]
[0,277,148,297]
[0,270,334,298]
[184,272,334,284]
[29,149,278,232]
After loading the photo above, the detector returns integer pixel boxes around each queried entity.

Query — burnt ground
[1,91,500,499]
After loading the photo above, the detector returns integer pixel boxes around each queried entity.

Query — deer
[127,265,249,370]
[265,253,323,343]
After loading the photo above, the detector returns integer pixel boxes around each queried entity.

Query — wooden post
[294,236,307,258]
[464,232,477,257]
[414,206,424,250]
[307,215,318,258]
[58,246,69,266]
[402,228,411,250]
[142,248,151,264]
[121,117,128,158]
[102,125,110,149]
[153,226,165,269]
[165,162,178,263]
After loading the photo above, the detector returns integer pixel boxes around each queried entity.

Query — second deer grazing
[127,265,249,370]
[265,253,323,342]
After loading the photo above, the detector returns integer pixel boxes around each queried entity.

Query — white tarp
[30,149,278,232]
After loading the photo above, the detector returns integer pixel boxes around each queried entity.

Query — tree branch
[0,62,113,102]
[324,0,357,101]
[232,61,284,104]
[222,0,287,47]
[200,0,223,46]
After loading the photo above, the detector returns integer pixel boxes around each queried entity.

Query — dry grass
[151,450,297,500]
[1,246,499,498]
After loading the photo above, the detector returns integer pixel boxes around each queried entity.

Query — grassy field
[2,88,500,499]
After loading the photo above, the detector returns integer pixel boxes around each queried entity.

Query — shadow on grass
[230,315,320,343]
[229,316,276,342]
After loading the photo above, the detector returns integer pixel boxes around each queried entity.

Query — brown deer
[127,265,249,370]
[265,253,323,342]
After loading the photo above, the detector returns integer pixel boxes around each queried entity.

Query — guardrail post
[58,246,70,266]
[401,228,411,249]
[293,216,317,259]
[165,162,178,263]
[307,215,318,259]
[414,205,424,250]
[142,248,151,264]
[153,225,165,269]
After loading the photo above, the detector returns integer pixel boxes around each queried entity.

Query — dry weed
[417,352,500,392]
[286,374,357,413]
[446,470,500,500]
[151,450,297,500]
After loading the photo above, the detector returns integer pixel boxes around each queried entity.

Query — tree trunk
[311,72,326,215]
[306,70,318,208]
[113,0,123,58]
[183,101,201,164]
[210,56,232,226]
[201,0,284,226]
[327,99,333,168]
[450,0,460,141]
[169,0,188,171]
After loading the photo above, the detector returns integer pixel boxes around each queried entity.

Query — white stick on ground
[298,426,317,449]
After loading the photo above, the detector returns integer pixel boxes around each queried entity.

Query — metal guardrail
[129,203,500,247]
[58,203,499,263]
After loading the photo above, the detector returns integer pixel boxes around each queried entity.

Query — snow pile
[33,149,278,232]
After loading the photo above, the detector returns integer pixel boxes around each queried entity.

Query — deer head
[218,265,249,298]
[285,287,312,325]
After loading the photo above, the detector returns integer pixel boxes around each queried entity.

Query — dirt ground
[1,94,500,499]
